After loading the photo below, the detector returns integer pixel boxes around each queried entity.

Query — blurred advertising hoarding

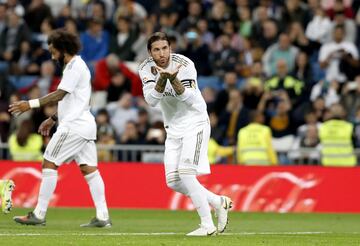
[0,161,358,213]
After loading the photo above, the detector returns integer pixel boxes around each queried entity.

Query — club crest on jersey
[151,66,158,75]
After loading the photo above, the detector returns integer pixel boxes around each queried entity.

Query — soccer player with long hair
[9,29,111,227]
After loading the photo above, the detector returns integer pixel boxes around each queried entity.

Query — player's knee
[42,159,58,170]
[80,165,97,176]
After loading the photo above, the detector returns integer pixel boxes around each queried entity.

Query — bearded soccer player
[9,30,111,227]
[138,32,232,236]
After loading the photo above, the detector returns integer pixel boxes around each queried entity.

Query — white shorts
[164,122,211,176]
[44,128,97,166]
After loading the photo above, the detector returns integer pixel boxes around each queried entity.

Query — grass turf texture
[0,208,360,245]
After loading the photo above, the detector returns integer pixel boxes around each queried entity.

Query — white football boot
[186,224,217,236]
[215,196,233,233]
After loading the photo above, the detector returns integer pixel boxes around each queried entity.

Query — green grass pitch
[1,208,360,245]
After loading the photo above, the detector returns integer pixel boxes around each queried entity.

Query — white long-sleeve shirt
[138,53,209,138]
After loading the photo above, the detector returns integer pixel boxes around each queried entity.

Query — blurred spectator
[207,0,233,37]
[0,3,7,35]
[177,0,202,34]
[24,0,52,33]
[319,25,359,83]
[264,59,304,103]
[136,107,150,142]
[132,18,155,62]
[340,75,360,120]
[214,20,244,53]
[290,124,320,165]
[106,92,138,138]
[114,0,147,23]
[34,17,55,49]
[324,0,354,20]
[95,108,116,161]
[218,89,250,145]
[251,5,270,42]
[352,106,360,148]
[26,60,60,97]
[282,0,311,28]
[211,34,239,77]
[255,19,278,50]
[119,120,142,161]
[15,41,50,75]
[288,21,313,55]
[63,17,79,36]
[109,16,138,61]
[310,80,340,108]
[292,51,314,85]
[237,110,278,165]
[181,27,211,76]
[208,137,234,164]
[327,10,357,43]
[145,121,165,145]
[258,90,296,138]
[213,71,239,116]
[8,119,43,161]
[150,0,178,27]
[238,6,252,38]
[305,7,332,44]
[201,86,216,113]
[242,62,265,110]
[0,9,31,69]
[319,103,356,166]
[5,0,25,17]
[80,18,109,66]
[44,0,68,18]
[196,19,214,49]
[263,33,299,77]
[92,53,142,97]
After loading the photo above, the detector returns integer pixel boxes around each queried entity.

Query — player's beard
[155,56,170,68]
[54,53,65,70]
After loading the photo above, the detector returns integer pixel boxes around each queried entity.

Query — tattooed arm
[9,89,68,115]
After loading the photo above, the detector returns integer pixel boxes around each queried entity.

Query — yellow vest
[237,123,278,165]
[265,76,303,95]
[208,138,234,164]
[9,133,43,161]
[319,120,356,166]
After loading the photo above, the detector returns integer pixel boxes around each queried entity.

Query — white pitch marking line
[0,232,359,236]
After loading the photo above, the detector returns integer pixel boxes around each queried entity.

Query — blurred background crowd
[1,0,360,166]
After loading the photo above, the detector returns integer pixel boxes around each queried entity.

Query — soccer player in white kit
[139,32,233,236]
[9,30,111,227]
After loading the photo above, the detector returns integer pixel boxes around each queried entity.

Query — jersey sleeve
[138,66,162,107]
[57,65,81,93]
[175,61,198,106]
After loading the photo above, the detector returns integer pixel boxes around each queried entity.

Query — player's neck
[64,54,75,64]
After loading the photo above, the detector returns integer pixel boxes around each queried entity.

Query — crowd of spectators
[2,0,360,165]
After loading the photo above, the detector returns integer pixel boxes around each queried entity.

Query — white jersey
[57,55,96,140]
[139,53,208,138]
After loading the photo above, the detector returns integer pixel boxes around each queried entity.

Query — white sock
[85,170,109,221]
[201,187,222,209]
[179,173,214,228]
[33,169,58,220]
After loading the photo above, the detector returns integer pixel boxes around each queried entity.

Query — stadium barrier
[0,161,359,213]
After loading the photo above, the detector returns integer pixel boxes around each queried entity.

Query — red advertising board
[0,161,359,213]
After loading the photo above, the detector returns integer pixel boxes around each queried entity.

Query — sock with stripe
[85,170,109,221]
[179,173,214,228]
[33,168,58,220]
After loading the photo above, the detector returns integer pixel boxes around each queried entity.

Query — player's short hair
[47,29,81,55]
[147,32,170,51]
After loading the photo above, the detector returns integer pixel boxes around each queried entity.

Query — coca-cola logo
[1,167,61,207]
[169,172,320,213]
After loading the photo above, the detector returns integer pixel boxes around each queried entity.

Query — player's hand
[155,65,182,82]
[38,118,56,136]
[8,101,31,116]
